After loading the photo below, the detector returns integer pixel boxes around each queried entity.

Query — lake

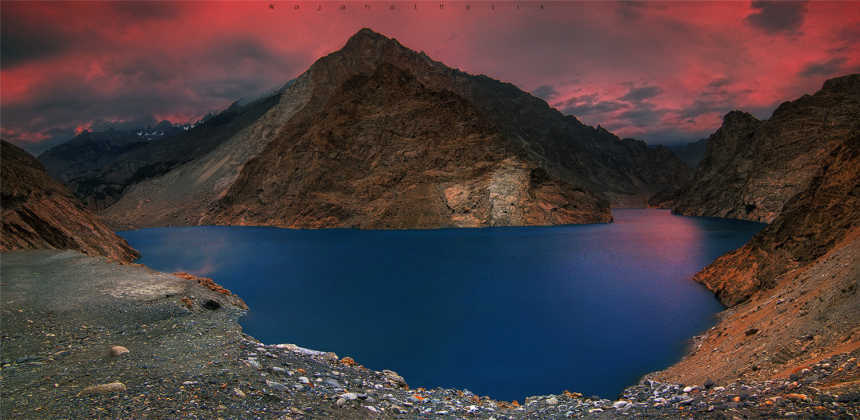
[120,209,764,401]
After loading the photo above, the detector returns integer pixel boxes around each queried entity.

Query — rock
[266,380,288,392]
[364,405,378,414]
[785,393,809,401]
[546,397,559,405]
[246,359,261,369]
[382,369,407,388]
[297,376,310,384]
[79,382,127,395]
[109,345,129,357]
[232,388,246,398]
[271,366,286,374]
[341,393,358,401]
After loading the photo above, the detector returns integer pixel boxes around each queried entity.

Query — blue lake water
[120,209,764,401]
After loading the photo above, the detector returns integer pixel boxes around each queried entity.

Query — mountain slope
[39,94,282,210]
[653,134,859,387]
[667,75,860,223]
[96,28,687,229]
[1,140,139,262]
[204,63,609,228]
[651,75,859,387]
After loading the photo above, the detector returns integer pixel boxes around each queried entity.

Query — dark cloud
[798,57,848,78]
[1,31,307,149]
[707,78,731,88]
[618,85,663,102]
[745,1,807,34]
[0,6,76,69]
[532,85,559,101]
[559,93,628,117]
[616,102,667,127]
[617,1,648,20]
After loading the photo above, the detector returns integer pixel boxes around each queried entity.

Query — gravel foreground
[1,250,858,419]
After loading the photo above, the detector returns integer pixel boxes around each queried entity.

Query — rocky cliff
[667,74,859,223]
[652,75,859,388]
[95,28,687,229]
[1,140,139,262]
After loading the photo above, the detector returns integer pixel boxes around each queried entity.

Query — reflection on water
[121,209,764,401]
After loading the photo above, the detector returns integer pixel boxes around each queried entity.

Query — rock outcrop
[666,74,859,223]
[1,140,139,262]
[652,75,859,388]
[92,28,687,229]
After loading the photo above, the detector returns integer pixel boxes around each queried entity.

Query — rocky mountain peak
[721,110,759,126]
[821,73,860,93]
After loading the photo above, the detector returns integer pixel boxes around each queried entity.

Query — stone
[266,380,288,392]
[79,382,126,395]
[298,376,310,384]
[341,393,358,401]
[233,388,246,398]
[546,397,559,405]
[612,400,629,409]
[382,369,407,388]
[109,345,129,357]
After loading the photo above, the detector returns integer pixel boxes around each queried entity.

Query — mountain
[46,28,689,229]
[664,75,859,223]
[650,75,859,387]
[38,95,282,210]
[665,138,707,168]
[1,140,139,262]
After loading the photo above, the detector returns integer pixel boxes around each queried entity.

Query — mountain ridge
[65,27,692,229]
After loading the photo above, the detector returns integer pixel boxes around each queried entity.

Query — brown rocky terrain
[203,63,610,228]
[650,75,859,391]
[96,28,688,229]
[662,74,859,223]
[1,140,139,262]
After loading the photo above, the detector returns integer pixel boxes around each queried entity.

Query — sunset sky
[2,1,858,154]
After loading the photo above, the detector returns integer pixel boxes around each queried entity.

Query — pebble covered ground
[1,250,858,419]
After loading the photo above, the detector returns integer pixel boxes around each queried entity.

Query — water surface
[121,209,764,400]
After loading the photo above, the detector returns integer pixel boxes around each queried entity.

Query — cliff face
[1,141,139,262]
[97,28,687,229]
[653,76,859,387]
[668,74,859,223]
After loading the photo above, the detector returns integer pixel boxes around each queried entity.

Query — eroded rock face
[1,141,139,262]
[668,74,860,223]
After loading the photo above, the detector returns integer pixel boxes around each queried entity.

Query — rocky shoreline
[2,250,858,419]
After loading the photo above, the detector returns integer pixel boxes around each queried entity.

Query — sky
[2,1,859,154]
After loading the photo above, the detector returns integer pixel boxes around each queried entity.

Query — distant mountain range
[664,138,707,168]
[41,28,691,229]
